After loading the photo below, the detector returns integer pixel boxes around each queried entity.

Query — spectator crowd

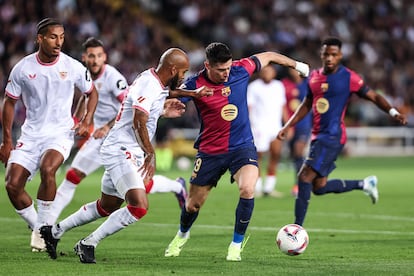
[1,0,414,130]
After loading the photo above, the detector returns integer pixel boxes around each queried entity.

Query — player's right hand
[277,127,289,141]
[0,142,13,166]
[139,152,155,180]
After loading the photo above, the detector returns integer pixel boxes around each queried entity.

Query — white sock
[82,207,138,247]
[35,199,53,230]
[50,179,78,224]
[177,229,190,238]
[150,175,181,194]
[53,201,102,239]
[255,177,263,194]
[263,175,277,194]
[15,202,37,230]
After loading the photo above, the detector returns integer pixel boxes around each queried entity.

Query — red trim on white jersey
[117,90,128,103]
[4,90,20,100]
[133,105,149,115]
[150,68,166,89]
[35,52,60,66]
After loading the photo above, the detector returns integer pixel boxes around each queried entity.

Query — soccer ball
[276,224,309,256]
[176,156,191,171]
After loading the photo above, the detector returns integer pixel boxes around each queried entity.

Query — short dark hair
[36,18,62,35]
[321,37,342,49]
[82,37,104,51]
[205,42,232,65]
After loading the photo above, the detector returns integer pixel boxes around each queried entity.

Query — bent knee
[186,202,201,213]
[5,180,24,197]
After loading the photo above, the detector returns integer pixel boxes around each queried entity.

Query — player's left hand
[163,98,186,118]
[295,61,310,77]
[394,113,408,125]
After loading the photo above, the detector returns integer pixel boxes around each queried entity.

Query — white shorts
[100,144,145,199]
[71,136,104,175]
[252,126,281,153]
[8,131,74,179]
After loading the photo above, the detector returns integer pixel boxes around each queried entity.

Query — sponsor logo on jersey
[221,86,231,97]
[59,71,68,79]
[289,99,301,111]
[316,98,329,114]
[221,104,238,121]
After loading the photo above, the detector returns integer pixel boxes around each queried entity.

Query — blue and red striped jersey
[307,65,369,144]
[183,57,259,154]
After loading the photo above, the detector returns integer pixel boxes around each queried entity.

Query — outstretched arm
[278,96,313,141]
[364,89,407,125]
[254,52,310,77]
[169,85,213,99]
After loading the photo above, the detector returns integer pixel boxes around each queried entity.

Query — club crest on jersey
[59,71,68,79]
[221,104,238,121]
[321,83,329,92]
[221,86,231,97]
[316,98,329,114]
[96,82,102,90]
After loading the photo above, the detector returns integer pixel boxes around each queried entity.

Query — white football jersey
[247,78,286,130]
[5,52,93,137]
[102,68,169,152]
[92,64,128,129]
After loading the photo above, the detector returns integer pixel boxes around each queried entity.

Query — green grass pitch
[0,156,413,275]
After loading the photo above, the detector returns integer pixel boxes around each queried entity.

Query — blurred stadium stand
[1,0,413,157]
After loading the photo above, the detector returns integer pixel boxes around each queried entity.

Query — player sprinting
[164,42,310,261]
[50,37,188,226]
[40,48,211,263]
[0,18,98,252]
[247,65,287,198]
[277,37,407,226]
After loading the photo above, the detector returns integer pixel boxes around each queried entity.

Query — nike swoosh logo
[249,158,257,162]
[239,220,250,223]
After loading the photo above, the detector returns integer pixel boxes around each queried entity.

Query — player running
[50,37,188,226]
[277,37,407,226]
[0,18,98,252]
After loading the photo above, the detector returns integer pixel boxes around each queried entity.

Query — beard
[169,74,179,90]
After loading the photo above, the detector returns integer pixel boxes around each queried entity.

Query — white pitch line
[1,216,413,236]
[141,223,414,236]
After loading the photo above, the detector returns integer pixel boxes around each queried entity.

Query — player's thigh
[8,136,43,179]
[103,159,146,200]
[190,152,227,186]
[305,140,343,177]
[71,137,104,175]
[41,131,74,162]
